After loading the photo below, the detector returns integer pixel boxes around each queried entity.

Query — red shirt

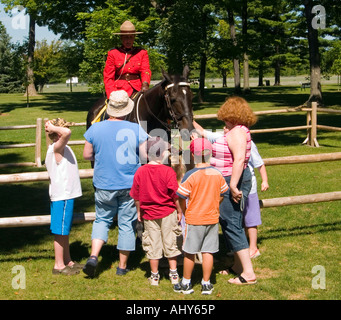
[103,47,151,98]
[130,164,179,220]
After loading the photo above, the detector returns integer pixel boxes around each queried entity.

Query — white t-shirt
[248,141,264,194]
[45,144,82,201]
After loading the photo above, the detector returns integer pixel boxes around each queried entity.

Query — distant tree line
[1,0,340,105]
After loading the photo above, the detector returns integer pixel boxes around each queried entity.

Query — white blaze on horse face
[182,89,187,95]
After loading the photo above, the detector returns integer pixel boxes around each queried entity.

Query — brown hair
[217,96,257,128]
[48,118,74,141]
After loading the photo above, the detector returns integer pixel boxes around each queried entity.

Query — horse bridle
[164,82,192,129]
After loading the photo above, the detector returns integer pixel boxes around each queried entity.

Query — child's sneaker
[169,272,180,284]
[148,273,160,286]
[173,281,194,294]
[201,283,214,295]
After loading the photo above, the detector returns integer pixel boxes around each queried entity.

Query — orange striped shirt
[177,166,228,225]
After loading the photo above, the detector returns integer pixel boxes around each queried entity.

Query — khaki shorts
[142,211,182,260]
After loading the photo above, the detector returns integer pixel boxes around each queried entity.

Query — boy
[130,137,183,286]
[45,118,83,275]
[175,138,228,294]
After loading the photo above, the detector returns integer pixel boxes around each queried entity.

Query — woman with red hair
[194,96,258,285]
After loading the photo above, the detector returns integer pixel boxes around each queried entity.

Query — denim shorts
[92,188,137,251]
[219,167,252,252]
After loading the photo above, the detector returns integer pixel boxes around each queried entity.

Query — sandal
[116,266,130,276]
[228,275,257,285]
[52,266,79,276]
[250,249,261,259]
[83,255,98,278]
[219,267,237,276]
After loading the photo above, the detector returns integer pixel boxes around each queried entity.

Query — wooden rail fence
[0,152,340,228]
[0,118,43,168]
[1,102,341,168]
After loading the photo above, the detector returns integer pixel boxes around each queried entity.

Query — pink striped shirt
[210,125,251,177]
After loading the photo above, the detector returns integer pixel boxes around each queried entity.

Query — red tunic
[103,47,151,98]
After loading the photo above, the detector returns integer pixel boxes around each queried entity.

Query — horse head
[161,65,194,140]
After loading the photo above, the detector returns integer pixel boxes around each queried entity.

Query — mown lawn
[0,84,340,301]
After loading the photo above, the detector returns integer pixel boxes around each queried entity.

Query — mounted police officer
[103,20,152,99]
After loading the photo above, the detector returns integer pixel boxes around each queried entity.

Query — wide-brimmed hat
[107,90,134,117]
[113,20,143,35]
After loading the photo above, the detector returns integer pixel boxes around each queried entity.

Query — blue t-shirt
[84,120,148,190]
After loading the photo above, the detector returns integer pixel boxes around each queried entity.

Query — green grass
[0,83,340,300]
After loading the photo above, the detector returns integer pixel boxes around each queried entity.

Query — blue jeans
[92,188,137,251]
[219,167,252,252]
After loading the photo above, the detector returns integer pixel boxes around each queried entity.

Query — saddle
[91,91,142,125]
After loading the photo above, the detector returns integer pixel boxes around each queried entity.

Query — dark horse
[86,66,195,241]
[86,66,195,175]
[87,66,194,139]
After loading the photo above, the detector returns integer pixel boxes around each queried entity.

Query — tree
[59,41,84,92]
[33,40,63,92]
[303,0,323,104]
[0,22,25,93]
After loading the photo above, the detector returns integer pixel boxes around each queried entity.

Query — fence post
[303,102,319,147]
[35,118,42,167]
[309,102,319,147]
[44,118,52,149]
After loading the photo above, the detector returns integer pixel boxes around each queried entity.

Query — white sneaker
[148,273,160,286]
[169,272,180,284]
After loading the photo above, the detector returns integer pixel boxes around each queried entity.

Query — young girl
[45,118,82,275]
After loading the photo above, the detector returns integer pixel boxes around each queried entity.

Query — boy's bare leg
[149,259,159,274]
[183,253,195,280]
[168,256,177,271]
[202,252,213,282]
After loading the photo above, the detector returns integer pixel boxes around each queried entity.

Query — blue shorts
[50,199,74,236]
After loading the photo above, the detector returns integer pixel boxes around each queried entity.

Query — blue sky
[0,3,60,43]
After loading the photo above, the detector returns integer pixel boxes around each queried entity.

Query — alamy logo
[311,5,326,30]
[11,5,27,30]
[311,265,326,289]
[12,265,26,290]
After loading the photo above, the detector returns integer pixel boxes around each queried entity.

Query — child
[243,141,269,258]
[45,118,83,275]
[175,138,228,294]
[130,137,183,286]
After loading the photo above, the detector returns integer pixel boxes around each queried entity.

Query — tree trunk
[258,60,264,86]
[222,69,227,87]
[198,53,206,103]
[242,0,250,93]
[198,11,207,103]
[304,0,323,105]
[25,14,38,97]
[228,9,241,94]
[243,52,250,92]
[274,44,281,86]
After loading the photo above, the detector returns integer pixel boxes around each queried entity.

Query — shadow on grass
[0,92,101,114]
[192,86,341,112]
[259,220,341,242]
